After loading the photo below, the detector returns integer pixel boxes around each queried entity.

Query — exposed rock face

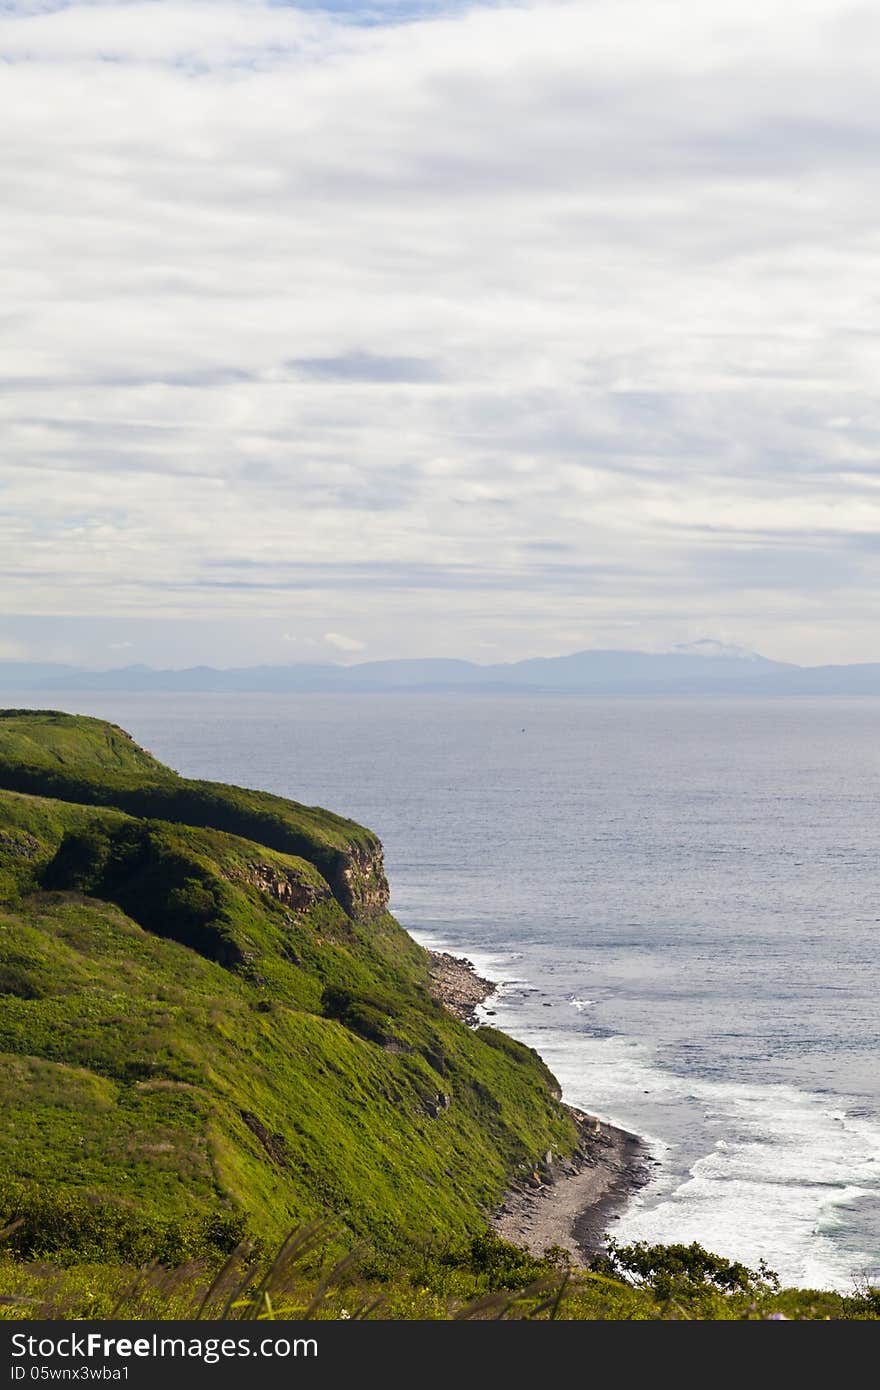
[234,840,389,924]
[425,1090,451,1119]
[331,839,390,921]
[0,829,39,859]
[233,861,329,912]
[240,1109,289,1168]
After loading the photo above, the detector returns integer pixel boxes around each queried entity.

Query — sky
[2,0,880,669]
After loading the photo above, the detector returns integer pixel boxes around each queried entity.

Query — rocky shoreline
[427,948,653,1263]
[428,949,495,1026]
[493,1109,653,1264]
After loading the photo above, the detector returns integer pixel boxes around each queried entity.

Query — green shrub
[597,1239,778,1301]
[841,1283,880,1319]
[0,1181,250,1264]
[442,1232,564,1289]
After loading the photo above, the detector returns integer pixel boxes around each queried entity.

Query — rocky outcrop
[0,829,39,859]
[240,838,389,924]
[330,839,390,921]
[240,1109,289,1168]
[232,860,330,912]
[424,1090,451,1119]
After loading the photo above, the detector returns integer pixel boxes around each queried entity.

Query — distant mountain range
[6,644,880,695]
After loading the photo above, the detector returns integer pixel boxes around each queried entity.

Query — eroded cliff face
[231,860,331,912]
[230,841,388,922]
[330,839,390,920]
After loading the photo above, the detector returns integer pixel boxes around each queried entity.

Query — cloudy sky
[2,0,879,668]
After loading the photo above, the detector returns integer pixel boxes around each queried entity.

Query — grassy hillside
[0,711,387,917]
[0,711,576,1267]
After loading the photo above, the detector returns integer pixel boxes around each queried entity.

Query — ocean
[6,691,879,1290]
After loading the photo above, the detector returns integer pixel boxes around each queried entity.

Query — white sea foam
[484,1005,880,1290]
[412,939,880,1287]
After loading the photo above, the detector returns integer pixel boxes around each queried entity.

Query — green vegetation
[0,1228,876,1320]
[0,711,385,917]
[0,711,574,1275]
[0,710,875,1321]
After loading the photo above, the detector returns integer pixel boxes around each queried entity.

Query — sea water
[7,691,879,1290]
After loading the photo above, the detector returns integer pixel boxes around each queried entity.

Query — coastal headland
[0,710,589,1266]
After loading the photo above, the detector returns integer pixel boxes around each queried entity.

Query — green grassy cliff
[0,710,576,1265]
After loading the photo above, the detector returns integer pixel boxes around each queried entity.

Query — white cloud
[2,0,880,663]
[324,631,367,653]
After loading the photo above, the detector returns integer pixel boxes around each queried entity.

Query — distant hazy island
[7,640,880,697]
[0,710,876,1320]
